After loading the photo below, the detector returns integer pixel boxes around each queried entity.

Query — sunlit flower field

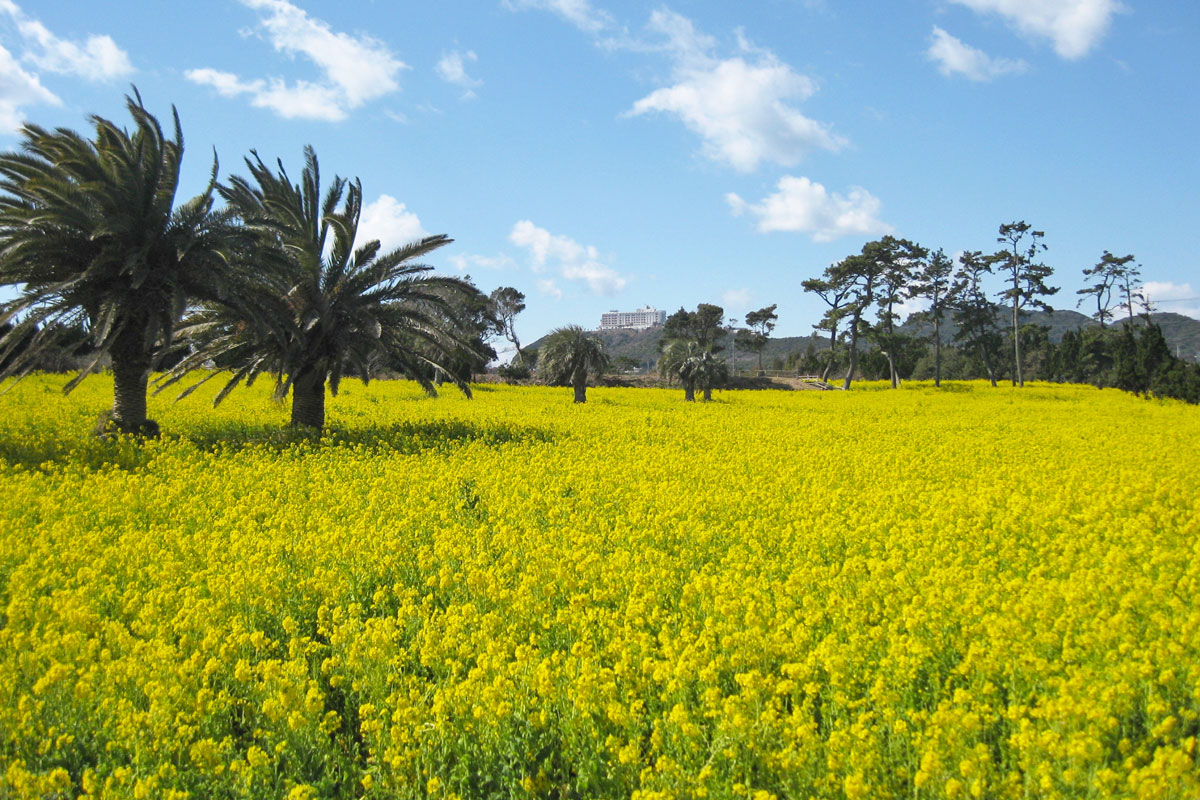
[1,376,1197,799]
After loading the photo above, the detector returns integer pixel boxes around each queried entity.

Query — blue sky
[2,0,1197,357]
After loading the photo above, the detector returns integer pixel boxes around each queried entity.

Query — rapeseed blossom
[0,375,1197,798]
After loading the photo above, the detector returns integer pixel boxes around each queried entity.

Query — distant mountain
[527,309,1200,369]
[901,308,1200,358]
[526,326,827,372]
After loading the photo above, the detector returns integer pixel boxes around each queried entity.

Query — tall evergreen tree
[949,250,1002,387]
[488,286,527,363]
[743,304,778,372]
[801,274,852,382]
[994,221,1058,387]
[870,237,928,388]
[912,248,954,387]
[1077,251,1136,327]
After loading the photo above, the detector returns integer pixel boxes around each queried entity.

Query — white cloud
[927,27,1027,80]
[436,50,481,97]
[503,0,613,33]
[537,279,564,301]
[510,220,627,295]
[187,0,406,121]
[894,296,931,322]
[625,10,844,173]
[0,1,132,129]
[1141,281,1200,320]
[447,253,516,273]
[0,43,59,130]
[948,0,1124,60]
[356,195,428,252]
[721,289,752,311]
[726,175,893,243]
[0,1,132,81]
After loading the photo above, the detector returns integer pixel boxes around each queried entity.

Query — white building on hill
[599,305,667,330]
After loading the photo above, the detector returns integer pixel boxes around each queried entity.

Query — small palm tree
[0,90,242,435]
[682,351,728,401]
[658,338,699,401]
[161,147,485,429]
[660,339,727,401]
[538,325,608,403]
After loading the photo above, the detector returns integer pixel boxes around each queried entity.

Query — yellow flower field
[1,376,1197,799]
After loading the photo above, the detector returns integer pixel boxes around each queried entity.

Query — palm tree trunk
[291,368,326,428]
[572,373,587,403]
[702,386,712,401]
[108,356,157,436]
[102,322,157,437]
[684,383,695,402]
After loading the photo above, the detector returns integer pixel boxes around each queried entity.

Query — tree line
[796,226,1199,402]
[0,91,538,434]
[3,92,1196,420]
[535,224,1199,404]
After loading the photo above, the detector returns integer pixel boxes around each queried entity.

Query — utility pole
[728,317,738,377]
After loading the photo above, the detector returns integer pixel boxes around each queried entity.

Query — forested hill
[528,309,1200,368]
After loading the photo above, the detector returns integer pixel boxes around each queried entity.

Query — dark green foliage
[538,325,608,403]
[912,248,954,386]
[160,146,485,428]
[0,89,243,434]
[661,303,726,354]
[489,286,527,362]
[742,304,778,371]
[994,222,1058,387]
[1077,251,1137,327]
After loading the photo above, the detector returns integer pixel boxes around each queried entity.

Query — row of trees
[3,93,1193,420]
[0,91,546,433]
[799,225,1196,393]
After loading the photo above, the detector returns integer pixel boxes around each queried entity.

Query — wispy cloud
[0,0,132,81]
[948,0,1124,60]
[537,279,564,301]
[503,0,614,34]
[448,252,517,273]
[436,50,482,98]
[510,220,627,295]
[0,44,58,130]
[1141,281,1200,320]
[927,27,1027,80]
[0,1,131,130]
[624,10,844,172]
[726,175,893,243]
[186,0,406,121]
[720,288,752,311]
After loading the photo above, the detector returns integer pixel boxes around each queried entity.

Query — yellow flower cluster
[1,376,1197,798]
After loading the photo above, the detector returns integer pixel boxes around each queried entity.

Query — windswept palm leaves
[160,147,485,429]
[538,325,608,403]
[0,90,242,435]
[659,339,727,401]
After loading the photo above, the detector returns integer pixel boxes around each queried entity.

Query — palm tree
[0,90,242,435]
[682,351,727,401]
[658,338,700,401]
[538,325,608,403]
[160,147,484,429]
[658,339,727,401]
